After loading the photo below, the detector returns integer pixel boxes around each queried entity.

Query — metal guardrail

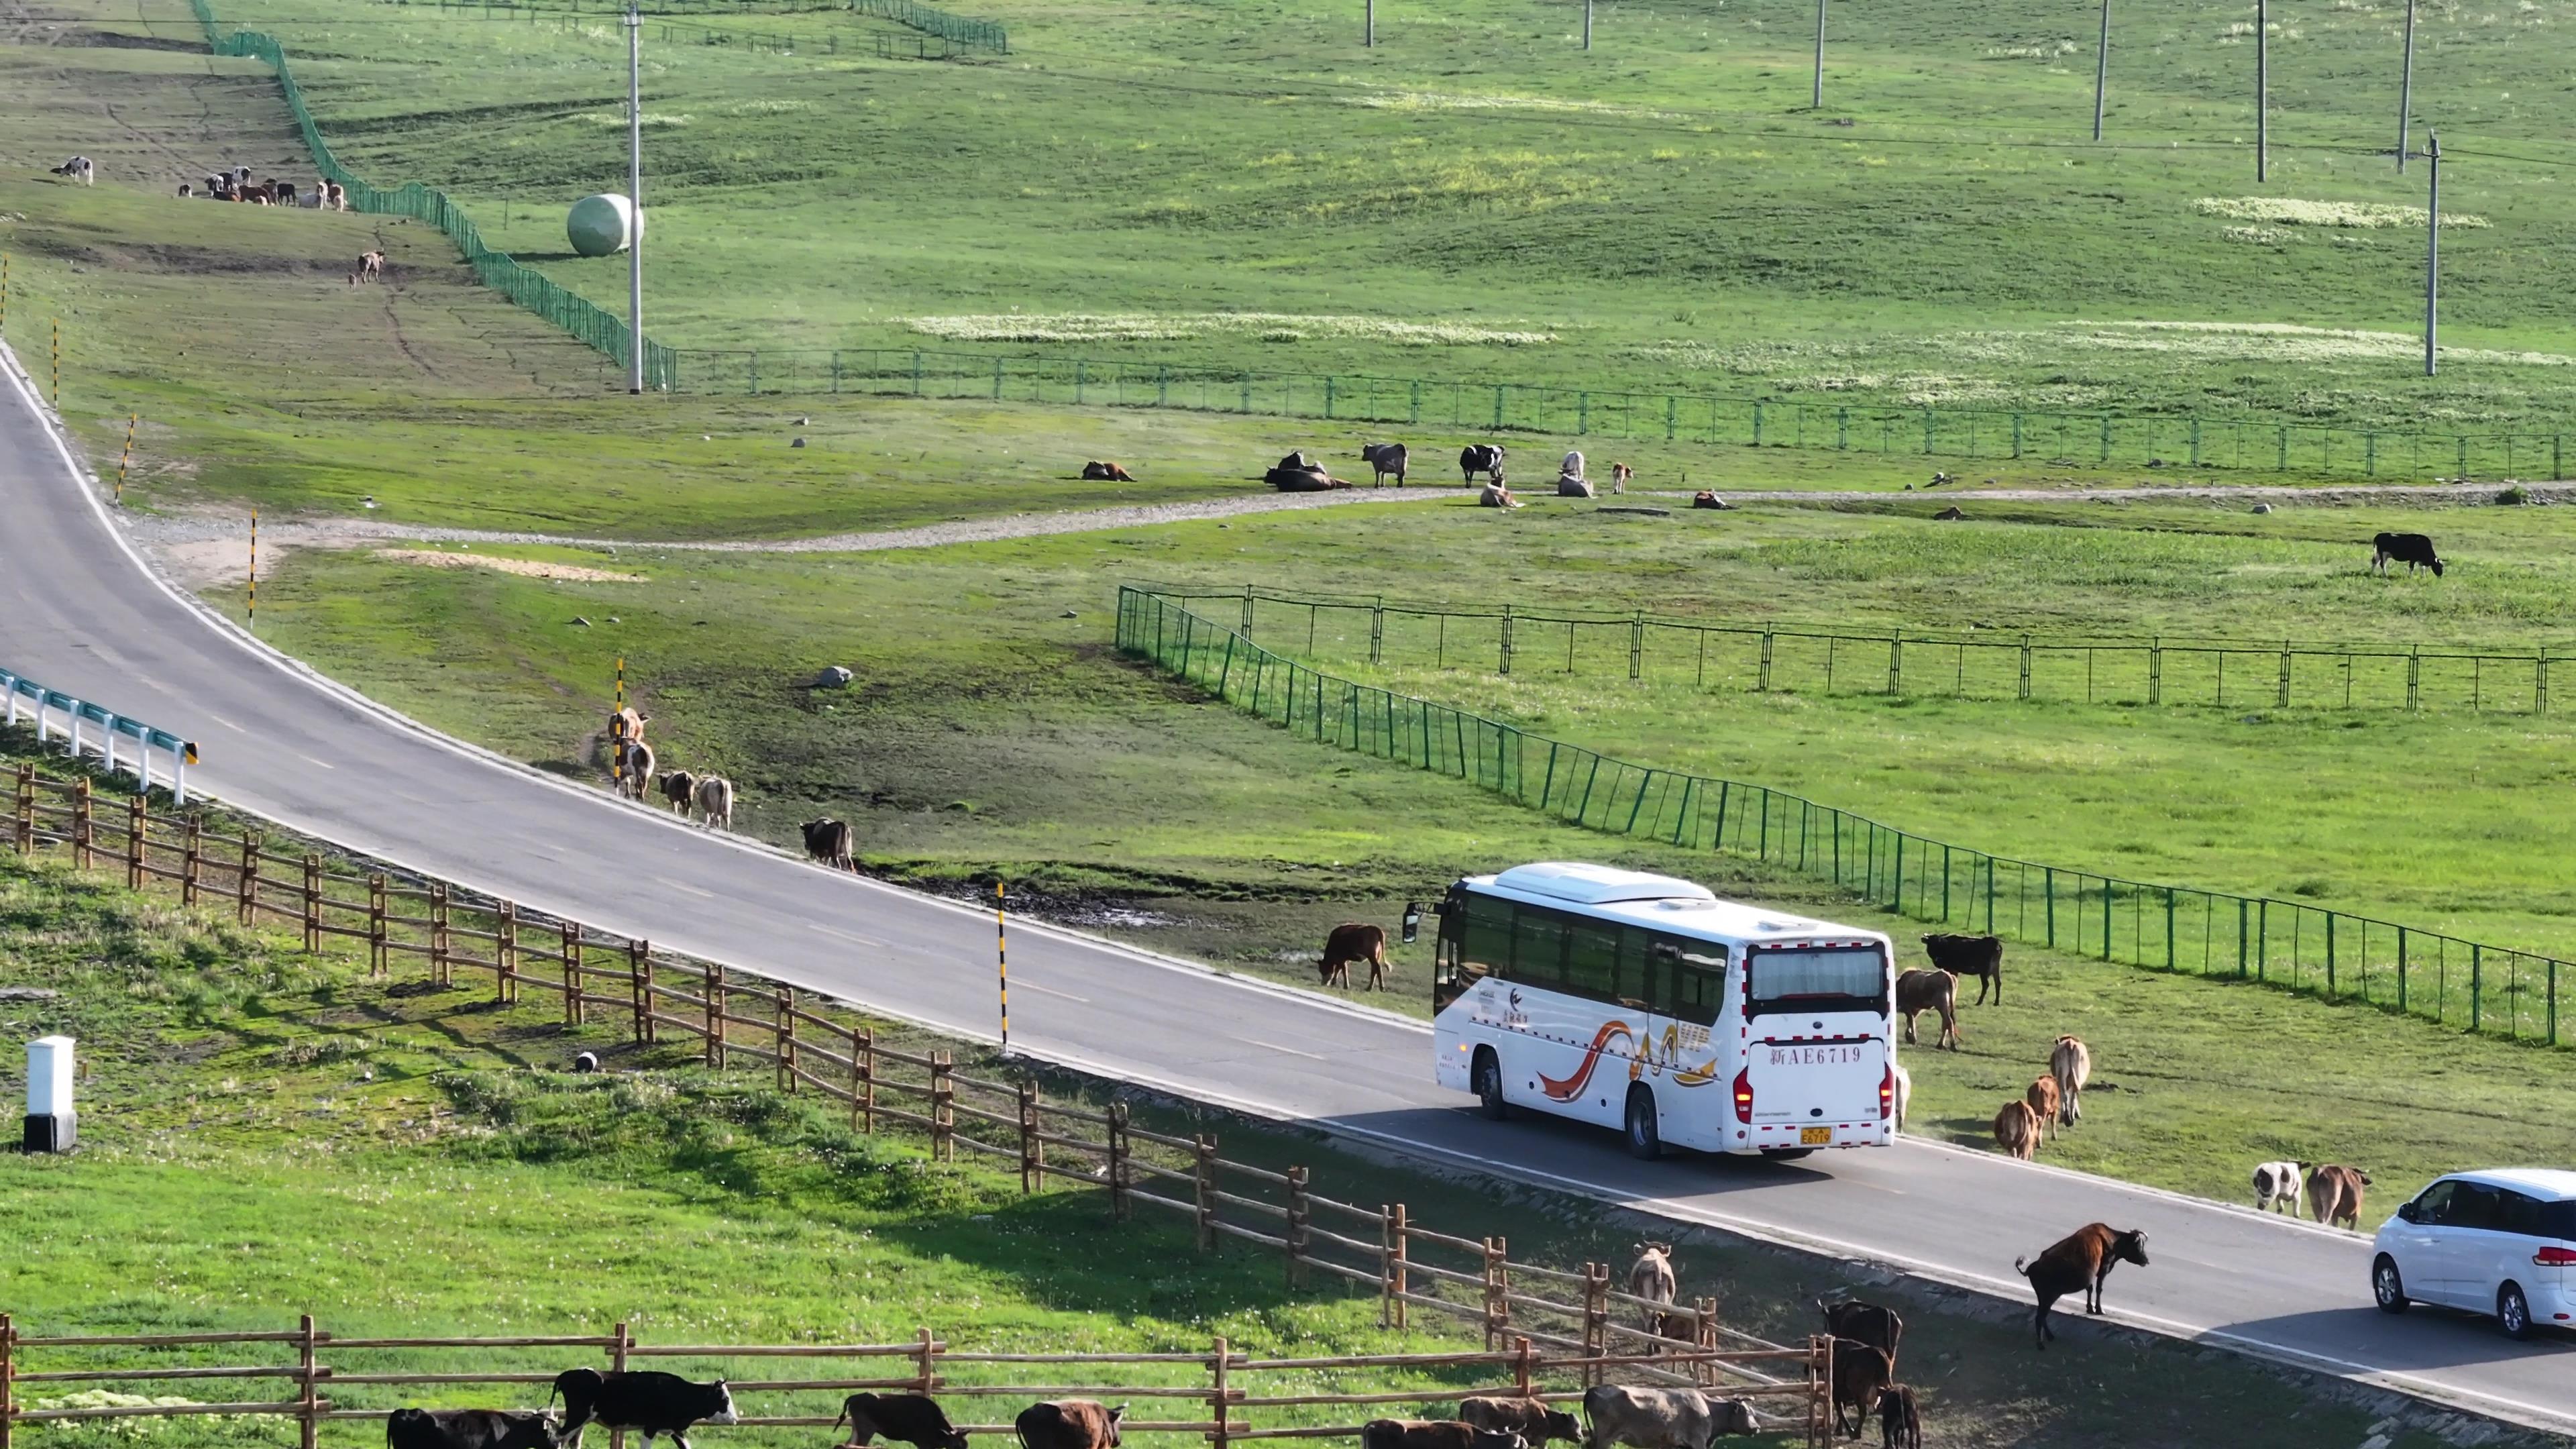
[1,667,195,803]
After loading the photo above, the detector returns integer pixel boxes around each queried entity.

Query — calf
[1829,1340,1894,1441]
[1319,922,1390,990]
[1818,1299,1902,1371]
[693,775,735,831]
[327,180,348,211]
[837,1393,967,1449]
[657,770,698,816]
[1577,1386,1756,1449]
[550,1370,737,1449]
[2371,532,2444,578]
[387,1409,568,1449]
[1456,1399,1579,1447]
[2306,1164,2371,1228]
[2049,1035,2090,1126]
[1458,444,1507,484]
[2251,1160,2305,1214]
[1360,441,1409,487]
[1015,1401,1123,1449]
[2013,1224,2149,1350]
[1357,1422,1520,1449]
[1992,1099,2039,1161]
[1874,1386,1919,1449]
[1893,969,1957,1050]
[802,817,855,870]
[2025,1076,2062,1141]
[1079,461,1134,482]
[1920,932,2002,1004]
[1609,462,1633,492]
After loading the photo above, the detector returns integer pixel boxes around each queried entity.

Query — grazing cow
[2014,1224,2149,1350]
[1888,1060,1911,1132]
[657,770,698,816]
[2306,1164,2371,1228]
[386,1409,569,1449]
[1992,1099,2039,1161]
[1818,1299,1903,1372]
[1627,1242,1676,1334]
[1477,481,1521,510]
[1079,460,1134,482]
[1873,1386,1920,1449]
[1458,444,1507,484]
[2371,532,2444,578]
[1829,1340,1894,1441]
[1609,462,1633,493]
[2049,1036,2090,1125]
[2252,1161,2305,1214]
[837,1393,969,1449]
[801,818,855,870]
[2025,1076,2062,1140]
[1893,969,1958,1050]
[1456,1399,1578,1447]
[50,156,95,185]
[616,741,656,801]
[1318,922,1390,990]
[1577,1385,1758,1449]
[1360,441,1409,487]
[1920,933,2002,1004]
[1358,1424,1521,1449]
[549,1371,735,1449]
[1014,1402,1124,1449]
[693,775,735,831]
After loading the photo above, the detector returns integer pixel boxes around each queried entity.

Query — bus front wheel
[1625,1085,1662,1160]
[1473,1049,1509,1121]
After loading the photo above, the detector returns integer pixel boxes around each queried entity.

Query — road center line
[655,876,715,899]
[1232,1034,1324,1061]
[806,922,883,947]
[1017,981,1090,1004]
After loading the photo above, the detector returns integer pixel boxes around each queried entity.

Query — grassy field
[3,775,2512,1449]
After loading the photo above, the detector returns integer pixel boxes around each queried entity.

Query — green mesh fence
[1117,585,2566,1049]
[195,0,679,388]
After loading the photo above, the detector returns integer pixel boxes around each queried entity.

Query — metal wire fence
[1116,586,2566,1049]
[1138,586,2572,716]
[671,346,2573,481]
[420,0,1006,50]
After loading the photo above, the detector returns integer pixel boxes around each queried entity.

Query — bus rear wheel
[1472,1049,1509,1121]
[1625,1085,1662,1160]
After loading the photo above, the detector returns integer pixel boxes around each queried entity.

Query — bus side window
[1460,895,1513,984]
[1566,919,1622,1003]
[1511,907,1570,991]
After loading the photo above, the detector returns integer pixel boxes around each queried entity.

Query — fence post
[1193,1134,1219,1250]
[430,882,451,984]
[182,812,201,902]
[1017,1079,1040,1192]
[498,900,519,1002]
[2408,647,2421,710]
[1887,630,1902,696]
[1693,1297,1719,1387]
[777,985,796,1094]
[1389,1203,1410,1328]
[0,1312,14,1449]
[1758,632,1774,692]
[297,1313,320,1449]
[564,920,584,1023]
[1515,1336,1534,1397]
[914,1326,937,1395]
[704,962,722,1067]
[2278,641,2292,708]
[124,794,145,889]
[857,1027,876,1132]
[932,1051,956,1161]
[1107,1101,1130,1220]
[15,765,34,854]
[1285,1165,1309,1287]
[1629,612,1644,681]
[72,777,91,868]
[608,1323,631,1449]
[1500,604,1514,676]
[2149,638,2162,705]
[631,940,652,1043]
[1209,1335,1232,1449]
[1581,1263,1609,1384]
[2019,637,2033,700]
[1482,1236,1509,1349]
[371,876,390,978]
[239,832,260,925]
[300,854,322,951]
[1370,598,1385,665]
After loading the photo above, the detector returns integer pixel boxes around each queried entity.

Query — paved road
[2,352,2568,1437]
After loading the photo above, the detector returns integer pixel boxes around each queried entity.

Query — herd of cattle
[605,708,737,830]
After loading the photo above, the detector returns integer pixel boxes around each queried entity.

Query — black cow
[1458,444,1506,484]
[388,1409,569,1449]
[550,1370,737,1449]
[801,817,855,870]
[1819,1299,1904,1371]
[2372,532,2444,578]
[1921,933,2002,1005]
[1015,1401,1125,1449]
[837,1393,968,1449]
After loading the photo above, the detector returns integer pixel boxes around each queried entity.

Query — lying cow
[1080,460,1134,482]
[1358,1421,1522,1449]
[1361,441,1408,486]
[1579,1385,1759,1449]
[387,1409,569,1449]
[1458,443,1507,484]
[1456,1398,1580,1446]
[837,1392,968,1449]
[551,1368,738,1449]
[1015,1400,1124,1449]
[1319,922,1390,990]
[2371,531,2444,578]
[802,817,855,870]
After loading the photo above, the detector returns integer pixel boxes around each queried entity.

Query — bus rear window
[1746,947,1886,1018]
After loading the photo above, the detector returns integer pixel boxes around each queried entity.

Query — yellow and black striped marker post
[997,881,1010,1054]
[247,509,258,627]
[115,415,135,504]
[612,657,627,792]
[51,318,61,409]
[1,254,9,334]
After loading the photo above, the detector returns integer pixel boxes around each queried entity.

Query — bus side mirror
[1401,901,1424,945]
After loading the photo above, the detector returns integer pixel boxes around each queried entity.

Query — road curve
[1,349,2567,1436]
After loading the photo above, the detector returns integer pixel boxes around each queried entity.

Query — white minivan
[2371,1169,2576,1339]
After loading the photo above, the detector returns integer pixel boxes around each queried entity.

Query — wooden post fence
[855,1026,875,1133]
[1482,1236,1509,1349]
[1580,1263,1609,1385]
[1284,1166,1309,1287]
[631,939,652,1043]
[776,986,795,1093]
[564,921,584,1023]
[182,813,201,904]
[125,796,144,890]
[1193,1134,1219,1252]
[1106,1102,1130,1220]
[913,1327,938,1395]
[497,901,519,1004]
[1383,1204,1407,1329]
[930,1051,955,1161]
[1208,1335,1231,1449]
[295,1313,320,1449]
[610,1322,632,1449]
[429,883,451,984]
[71,777,90,869]
[1,1311,15,1449]
[13,765,32,854]
[704,962,722,1067]
[1017,1079,1040,1192]
[370,875,389,977]
[1513,1336,1534,1398]
[302,854,322,952]
[239,832,260,926]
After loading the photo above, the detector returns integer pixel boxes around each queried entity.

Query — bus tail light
[1879,1066,1895,1121]
[2534,1246,2576,1267]
[1732,1068,1754,1124]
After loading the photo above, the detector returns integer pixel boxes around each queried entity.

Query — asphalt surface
[2,349,2569,1436]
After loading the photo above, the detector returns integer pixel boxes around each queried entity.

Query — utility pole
[2255,0,2269,182]
[1364,0,1372,46]
[1812,0,1826,108]
[2424,132,2440,376]
[1582,0,1591,50]
[2396,0,2416,170]
[2093,0,2110,140]
[625,0,645,394]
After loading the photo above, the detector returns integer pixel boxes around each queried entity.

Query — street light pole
[2255,0,2268,182]
[2396,0,2417,171]
[2093,0,2110,140]
[625,0,645,394]
[2424,132,2440,377]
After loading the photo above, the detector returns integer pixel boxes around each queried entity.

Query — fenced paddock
[0,1324,1832,1449]
[1112,587,2567,1051]
[1,755,1834,1442]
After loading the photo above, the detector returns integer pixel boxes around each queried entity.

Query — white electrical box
[25,1034,76,1152]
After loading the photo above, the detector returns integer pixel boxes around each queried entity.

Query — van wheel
[2499,1282,2532,1340]
[1625,1085,1662,1160]
[1472,1049,1508,1121]
[2372,1256,2409,1314]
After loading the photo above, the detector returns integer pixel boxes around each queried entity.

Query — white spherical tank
[566,193,637,258]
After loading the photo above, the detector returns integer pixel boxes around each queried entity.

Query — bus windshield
[1745,946,1886,1018]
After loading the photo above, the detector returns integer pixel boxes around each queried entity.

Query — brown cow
[2015,1223,2149,1349]
[1319,923,1390,990]
[1360,1424,1523,1449]
[2025,1076,2062,1141]
[2306,1165,2371,1228]
[1456,1399,1580,1446]
[1829,1340,1894,1441]
[1014,1400,1123,1449]
[1627,1242,1675,1333]
[608,706,649,747]
[1079,461,1134,482]
[1894,969,1958,1050]
[1609,462,1634,492]
[1992,1100,2039,1161]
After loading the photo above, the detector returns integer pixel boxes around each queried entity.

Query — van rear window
[1746,946,1886,1018]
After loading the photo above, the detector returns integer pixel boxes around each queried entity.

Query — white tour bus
[1431,862,1897,1160]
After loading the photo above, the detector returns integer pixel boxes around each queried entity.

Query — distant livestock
[1359,1423,1521,1449]
[1690,492,1727,511]
[1992,1099,2039,1161]
[837,1393,969,1449]
[1080,461,1134,482]
[1477,482,1521,510]
[2024,1076,2062,1141]
[385,1409,567,1449]
[2252,1161,2305,1214]
[1933,505,1964,521]
[1921,932,2002,1004]
[1318,922,1389,991]
[1456,1398,1579,1447]
[1265,452,1349,492]
[802,817,855,870]
[1360,442,1409,486]
[657,770,698,816]
[1016,1401,1124,1449]
[1893,969,1958,1050]
[551,1370,738,1449]
[1609,462,1633,492]
[1556,451,1593,498]
[616,741,656,801]
[2015,1223,2150,1350]
[1628,1242,1676,1333]
[1458,444,1507,484]
[2371,532,2444,578]
[2049,1036,2091,1125]
[1577,1385,1760,1449]
[693,775,735,831]
[2307,1164,2371,1228]
[51,156,95,185]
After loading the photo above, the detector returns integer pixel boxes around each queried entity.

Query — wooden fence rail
[0,1318,1832,1449]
